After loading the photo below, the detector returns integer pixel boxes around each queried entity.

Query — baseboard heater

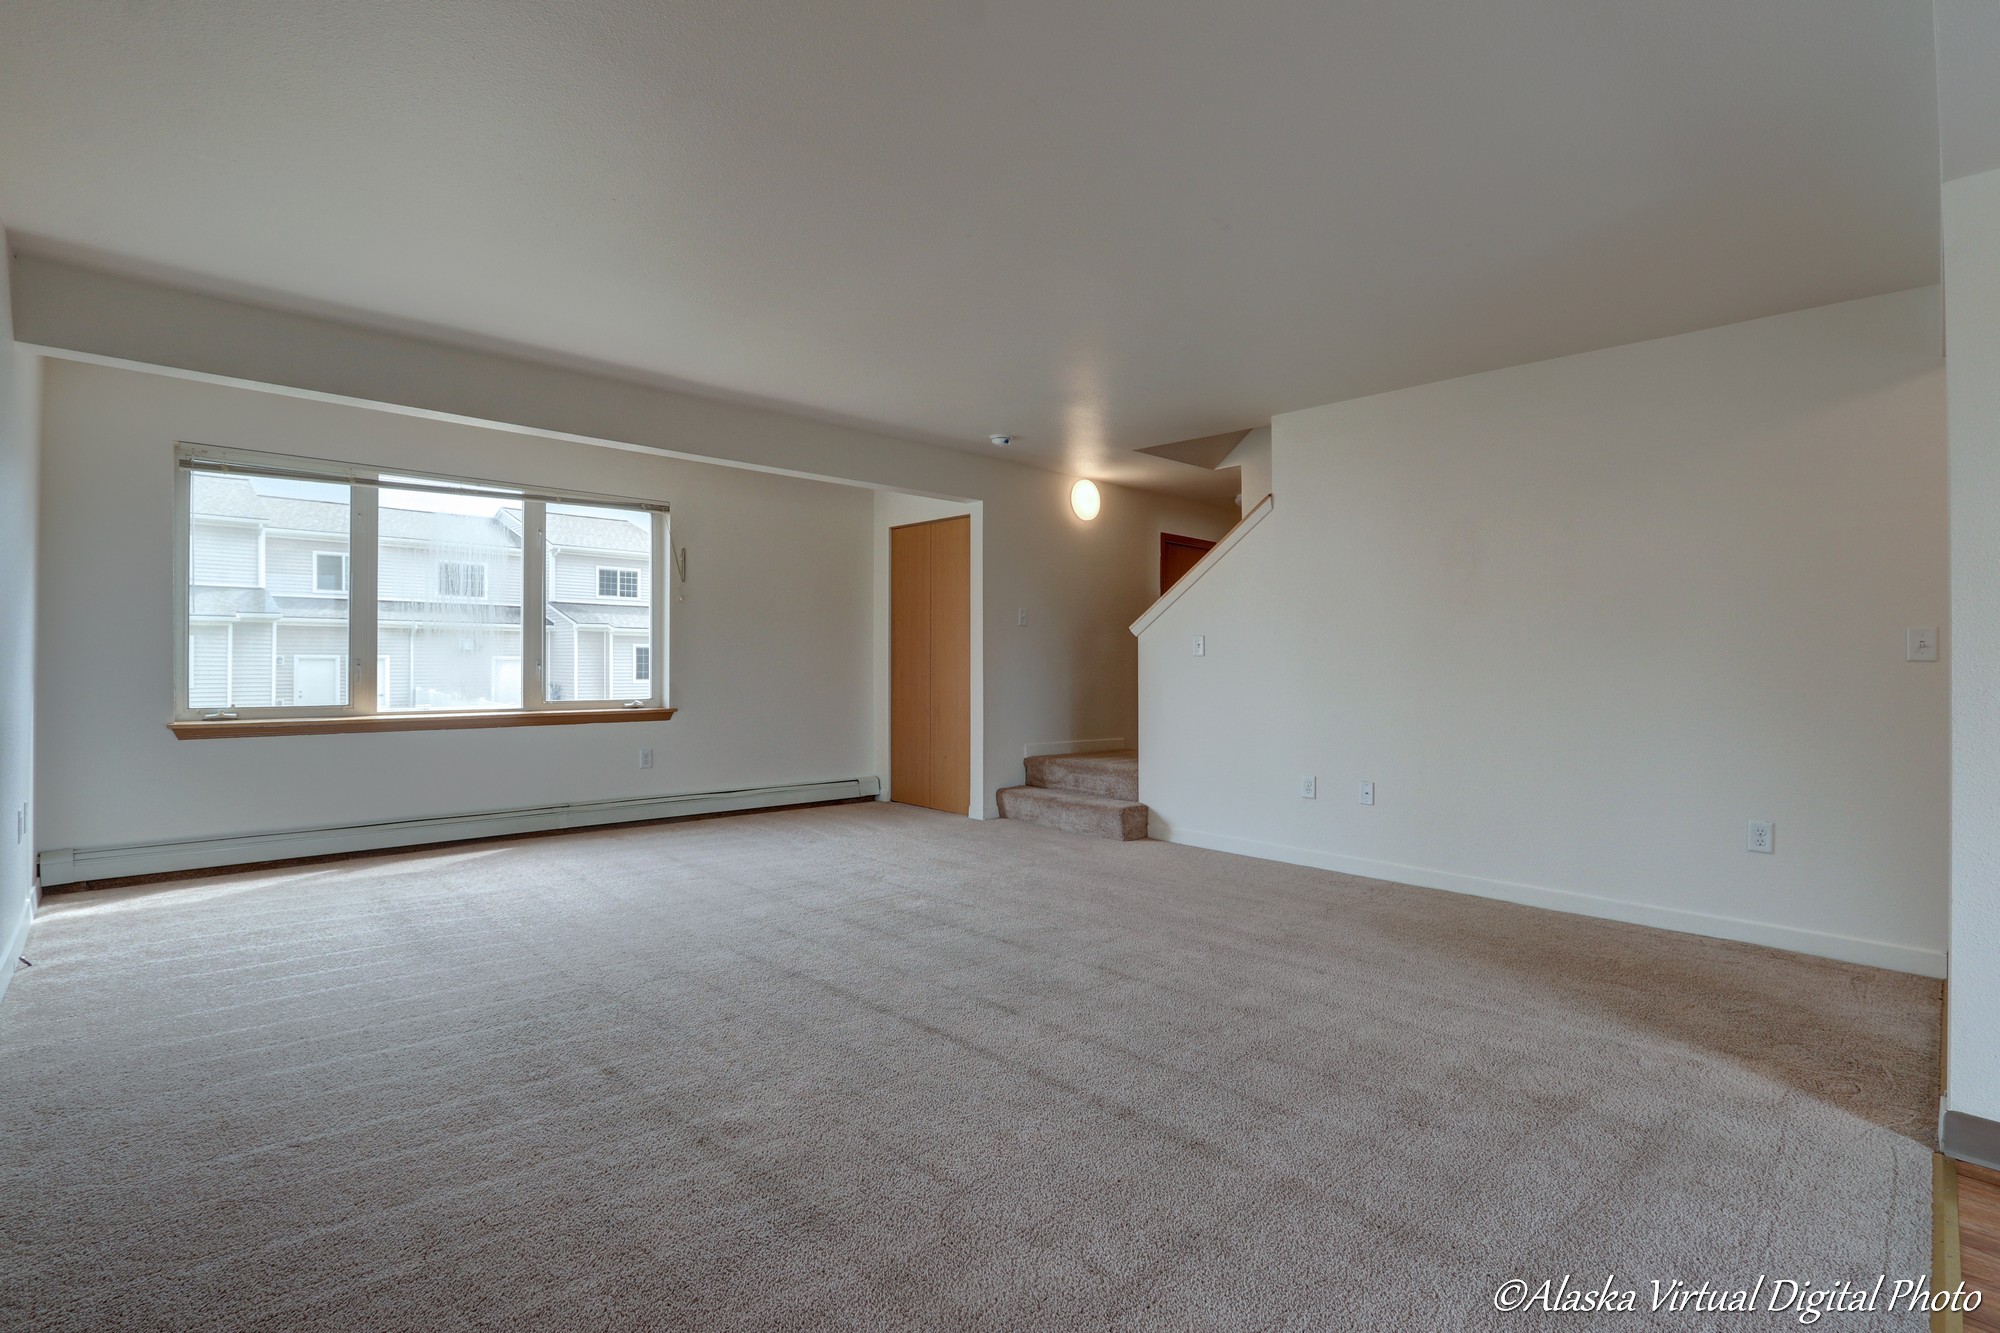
[37,776,882,887]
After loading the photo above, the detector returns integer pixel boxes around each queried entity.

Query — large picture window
[177,445,668,725]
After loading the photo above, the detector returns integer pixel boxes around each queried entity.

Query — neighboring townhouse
[187,475,651,710]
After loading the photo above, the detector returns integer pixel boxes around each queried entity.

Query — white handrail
[1130,495,1272,637]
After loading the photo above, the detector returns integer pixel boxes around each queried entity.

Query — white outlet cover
[1747,820,1774,853]
[1301,776,1316,799]
[639,748,654,770]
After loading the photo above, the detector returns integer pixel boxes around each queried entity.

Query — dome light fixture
[1070,478,1101,521]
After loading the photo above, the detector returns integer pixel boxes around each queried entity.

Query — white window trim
[175,444,669,722]
[434,560,491,602]
[311,549,350,596]
[594,564,644,601]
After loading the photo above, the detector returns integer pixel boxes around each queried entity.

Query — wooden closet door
[890,516,970,814]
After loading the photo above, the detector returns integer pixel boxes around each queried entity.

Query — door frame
[292,653,344,707]
[1160,531,1218,596]
[887,511,979,816]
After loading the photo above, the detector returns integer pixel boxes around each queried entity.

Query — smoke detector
[989,434,1013,447]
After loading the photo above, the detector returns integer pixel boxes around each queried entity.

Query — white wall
[13,257,1238,819]
[1140,288,1948,975]
[0,244,40,994]
[1222,427,1271,516]
[36,358,876,850]
[1946,166,2000,1124]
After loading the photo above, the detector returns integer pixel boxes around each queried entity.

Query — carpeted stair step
[1023,750,1139,801]
[996,784,1149,841]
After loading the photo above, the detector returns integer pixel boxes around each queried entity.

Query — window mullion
[349,485,380,715]
[523,500,547,710]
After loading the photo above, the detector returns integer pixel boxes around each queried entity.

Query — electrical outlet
[1300,775,1316,799]
[1907,628,1939,662]
[1747,820,1774,854]
[1358,781,1375,806]
[1192,635,1205,657]
[639,748,654,771]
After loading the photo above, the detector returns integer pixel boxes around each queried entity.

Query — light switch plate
[1358,781,1375,806]
[1192,635,1205,657]
[1907,628,1939,662]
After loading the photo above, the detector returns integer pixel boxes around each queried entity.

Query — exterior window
[436,561,488,601]
[186,472,350,712]
[545,503,655,704]
[314,551,348,593]
[177,448,666,721]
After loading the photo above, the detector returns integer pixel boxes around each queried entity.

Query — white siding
[552,551,647,603]
[380,543,521,602]
[611,632,649,699]
[190,521,259,586]
[231,621,275,706]
[399,627,521,709]
[188,623,231,707]
[575,629,608,700]
[267,535,348,597]
[545,624,577,702]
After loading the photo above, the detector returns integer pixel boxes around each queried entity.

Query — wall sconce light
[1070,479,1101,521]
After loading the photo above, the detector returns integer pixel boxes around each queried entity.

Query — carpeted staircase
[996,750,1147,840]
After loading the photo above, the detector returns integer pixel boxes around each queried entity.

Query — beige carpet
[0,803,1939,1330]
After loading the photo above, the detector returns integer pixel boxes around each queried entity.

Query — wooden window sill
[170,707,677,739]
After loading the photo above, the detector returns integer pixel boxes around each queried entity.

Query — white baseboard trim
[0,884,35,1004]
[1023,737,1128,759]
[38,777,882,888]
[1154,824,1945,978]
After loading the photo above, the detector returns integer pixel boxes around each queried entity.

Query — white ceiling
[0,0,1941,502]
[1937,0,2000,182]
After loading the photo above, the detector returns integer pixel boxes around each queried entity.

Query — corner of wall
[0,234,44,1001]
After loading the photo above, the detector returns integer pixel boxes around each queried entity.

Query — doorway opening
[1160,532,1217,596]
[889,514,972,815]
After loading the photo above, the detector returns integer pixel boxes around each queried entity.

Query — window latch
[623,699,643,709]
[202,710,239,721]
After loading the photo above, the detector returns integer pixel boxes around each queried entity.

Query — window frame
[311,549,350,596]
[174,443,672,730]
[596,565,642,600]
[435,559,490,602]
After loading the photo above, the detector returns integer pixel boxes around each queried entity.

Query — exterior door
[492,657,522,707]
[890,516,971,814]
[1160,533,1217,595]
[293,655,343,706]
